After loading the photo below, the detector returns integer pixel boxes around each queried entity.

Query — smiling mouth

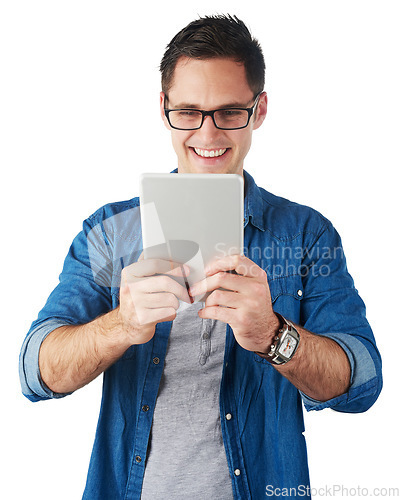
[193,147,228,158]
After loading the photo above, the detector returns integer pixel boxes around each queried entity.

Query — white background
[1,1,399,499]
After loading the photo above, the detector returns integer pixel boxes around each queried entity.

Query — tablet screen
[140,173,244,301]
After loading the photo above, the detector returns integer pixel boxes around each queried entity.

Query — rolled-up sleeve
[300,331,382,412]
[19,319,73,402]
[19,215,113,402]
[299,221,382,413]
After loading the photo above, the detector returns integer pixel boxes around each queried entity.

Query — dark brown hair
[160,14,265,95]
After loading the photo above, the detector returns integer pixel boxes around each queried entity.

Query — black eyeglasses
[164,92,263,131]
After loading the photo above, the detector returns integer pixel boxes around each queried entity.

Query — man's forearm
[272,325,351,402]
[39,258,191,395]
[39,307,131,394]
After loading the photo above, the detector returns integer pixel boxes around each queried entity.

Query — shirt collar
[170,168,265,231]
[243,170,265,231]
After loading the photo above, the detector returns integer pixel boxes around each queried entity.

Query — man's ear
[160,92,171,130]
[253,92,268,131]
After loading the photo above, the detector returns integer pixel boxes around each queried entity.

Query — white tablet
[139,173,244,299]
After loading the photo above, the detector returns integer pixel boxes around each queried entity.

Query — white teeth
[194,148,227,158]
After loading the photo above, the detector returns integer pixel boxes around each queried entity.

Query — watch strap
[255,313,300,365]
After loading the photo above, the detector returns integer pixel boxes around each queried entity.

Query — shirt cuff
[19,319,73,401]
[300,332,377,411]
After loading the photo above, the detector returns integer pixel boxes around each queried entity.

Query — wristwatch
[256,313,300,365]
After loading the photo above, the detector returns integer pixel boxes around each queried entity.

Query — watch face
[278,334,297,358]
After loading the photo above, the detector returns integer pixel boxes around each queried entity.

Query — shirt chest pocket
[268,274,304,324]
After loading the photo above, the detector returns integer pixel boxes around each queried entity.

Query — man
[20,15,382,499]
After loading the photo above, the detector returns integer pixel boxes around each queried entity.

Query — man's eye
[178,111,198,117]
[220,109,244,118]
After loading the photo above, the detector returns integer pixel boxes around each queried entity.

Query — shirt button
[136,455,142,463]
[297,289,303,297]
[142,405,150,412]
[153,357,160,365]
[225,413,232,421]
[234,469,241,476]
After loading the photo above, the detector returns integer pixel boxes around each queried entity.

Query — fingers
[198,304,233,324]
[204,289,241,309]
[189,272,244,297]
[205,254,265,279]
[189,255,267,298]
[136,291,180,310]
[118,257,192,339]
[120,282,181,325]
[124,258,190,279]
[133,274,191,303]
[136,306,178,325]
[121,258,191,302]
[120,258,192,330]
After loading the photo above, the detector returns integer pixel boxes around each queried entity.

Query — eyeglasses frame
[163,92,263,131]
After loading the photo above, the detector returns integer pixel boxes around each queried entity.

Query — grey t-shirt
[140,301,234,499]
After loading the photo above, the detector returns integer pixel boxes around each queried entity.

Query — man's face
[160,57,267,176]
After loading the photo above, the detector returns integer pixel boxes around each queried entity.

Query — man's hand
[39,256,191,394]
[119,257,191,345]
[189,254,351,401]
[189,254,279,353]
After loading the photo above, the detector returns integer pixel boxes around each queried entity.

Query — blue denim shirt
[19,170,382,499]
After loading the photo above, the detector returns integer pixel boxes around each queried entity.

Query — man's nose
[197,114,221,141]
